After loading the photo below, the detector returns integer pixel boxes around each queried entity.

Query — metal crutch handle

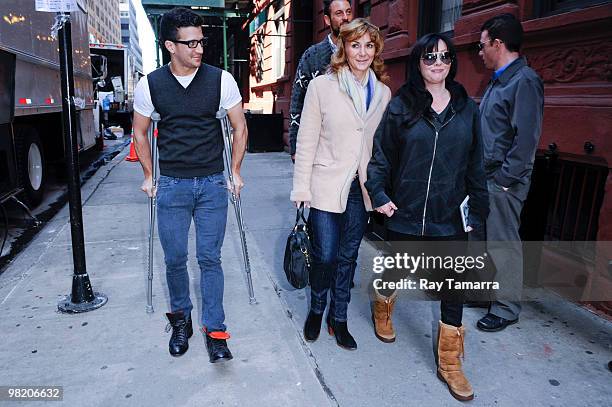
[146,112,161,313]
[216,108,256,304]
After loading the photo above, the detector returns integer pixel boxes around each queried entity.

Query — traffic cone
[126,132,139,162]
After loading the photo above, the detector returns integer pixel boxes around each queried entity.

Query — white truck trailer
[90,42,135,135]
[0,0,96,206]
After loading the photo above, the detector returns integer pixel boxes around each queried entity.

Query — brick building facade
[247,0,612,310]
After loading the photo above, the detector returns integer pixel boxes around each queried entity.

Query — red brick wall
[306,0,612,312]
[309,0,612,240]
[252,0,611,243]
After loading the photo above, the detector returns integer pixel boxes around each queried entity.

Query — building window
[359,1,371,17]
[254,34,265,82]
[440,0,463,32]
[272,7,286,79]
[419,0,463,36]
[534,0,611,17]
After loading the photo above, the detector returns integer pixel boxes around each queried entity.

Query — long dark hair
[398,33,460,122]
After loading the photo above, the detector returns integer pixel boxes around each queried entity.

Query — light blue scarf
[337,66,376,119]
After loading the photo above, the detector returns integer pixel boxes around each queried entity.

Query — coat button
[357,128,363,131]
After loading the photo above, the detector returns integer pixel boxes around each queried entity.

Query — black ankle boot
[166,312,193,357]
[303,310,324,342]
[204,330,233,364]
[327,314,357,350]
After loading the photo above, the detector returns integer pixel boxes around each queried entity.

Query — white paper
[73,97,86,109]
[35,0,79,12]
[459,195,470,232]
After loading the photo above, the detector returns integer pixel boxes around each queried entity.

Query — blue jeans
[156,172,228,331]
[309,179,369,322]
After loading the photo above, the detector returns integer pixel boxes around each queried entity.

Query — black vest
[148,63,223,177]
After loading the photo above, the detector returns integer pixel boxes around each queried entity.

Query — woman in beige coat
[290,18,391,350]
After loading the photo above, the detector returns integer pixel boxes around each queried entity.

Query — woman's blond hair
[329,18,388,83]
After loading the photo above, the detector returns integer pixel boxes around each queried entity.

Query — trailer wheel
[15,126,46,207]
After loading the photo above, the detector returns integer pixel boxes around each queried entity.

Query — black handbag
[283,204,312,289]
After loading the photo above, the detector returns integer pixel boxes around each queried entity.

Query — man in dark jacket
[288,0,352,160]
[476,13,544,332]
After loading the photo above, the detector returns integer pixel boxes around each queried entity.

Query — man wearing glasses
[475,13,544,332]
[132,8,247,363]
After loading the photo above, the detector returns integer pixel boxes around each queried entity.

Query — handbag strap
[295,203,308,226]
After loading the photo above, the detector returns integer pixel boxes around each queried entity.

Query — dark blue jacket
[366,83,489,237]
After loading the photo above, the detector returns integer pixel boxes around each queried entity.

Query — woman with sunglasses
[291,18,391,350]
[365,33,488,401]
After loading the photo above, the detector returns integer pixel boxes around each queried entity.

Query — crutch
[216,108,256,304]
[146,112,161,313]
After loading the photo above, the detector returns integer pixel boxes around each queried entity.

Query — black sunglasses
[172,38,207,49]
[477,39,502,50]
[421,51,452,66]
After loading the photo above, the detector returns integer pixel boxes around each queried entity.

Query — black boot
[204,331,233,364]
[327,314,357,350]
[303,310,324,342]
[166,312,193,357]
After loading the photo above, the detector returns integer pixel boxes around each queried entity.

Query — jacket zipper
[421,111,456,236]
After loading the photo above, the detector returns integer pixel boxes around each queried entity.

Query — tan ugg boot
[436,321,474,401]
[372,289,397,343]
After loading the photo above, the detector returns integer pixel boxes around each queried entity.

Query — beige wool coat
[291,73,391,213]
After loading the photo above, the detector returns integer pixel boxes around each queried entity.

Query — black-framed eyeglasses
[172,38,207,49]
[421,51,453,66]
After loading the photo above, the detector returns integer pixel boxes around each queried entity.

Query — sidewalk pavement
[0,148,610,407]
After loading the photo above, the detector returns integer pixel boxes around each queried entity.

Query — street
[0,147,610,406]
[0,138,129,272]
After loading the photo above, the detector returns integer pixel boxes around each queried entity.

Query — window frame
[358,0,372,18]
[534,0,611,17]
[418,0,463,36]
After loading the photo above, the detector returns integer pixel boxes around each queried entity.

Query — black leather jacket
[366,83,489,237]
